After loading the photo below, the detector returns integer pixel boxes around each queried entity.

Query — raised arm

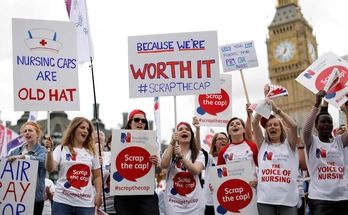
[303,90,324,149]
[245,103,254,142]
[193,117,201,150]
[251,112,264,149]
[268,99,298,151]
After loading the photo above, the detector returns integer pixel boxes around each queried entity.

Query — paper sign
[194,73,232,127]
[295,51,348,108]
[249,99,272,119]
[12,18,79,111]
[0,159,38,215]
[128,31,220,98]
[219,40,259,72]
[209,161,257,214]
[110,130,157,195]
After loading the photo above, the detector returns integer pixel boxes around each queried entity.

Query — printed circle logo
[315,65,348,98]
[171,172,196,196]
[113,146,151,182]
[197,89,230,116]
[64,164,90,189]
[216,179,252,213]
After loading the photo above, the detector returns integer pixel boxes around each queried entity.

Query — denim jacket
[8,142,47,202]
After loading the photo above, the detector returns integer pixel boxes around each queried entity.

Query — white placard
[208,161,257,215]
[128,31,220,98]
[219,40,259,72]
[295,51,348,108]
[110,130,157,195]
[0,159,38,215]
[194,73,232,127]
[12,18,79,111]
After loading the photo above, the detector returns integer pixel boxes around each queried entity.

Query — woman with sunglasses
[217,105,259,187]
[113,109,161,215]
[7,121,47,215]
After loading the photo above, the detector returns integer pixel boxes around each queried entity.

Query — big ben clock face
[308,41,317,62]
[274,40,296,63]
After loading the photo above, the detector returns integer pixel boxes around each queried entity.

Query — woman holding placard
[161,121,205,215]
[45,117,102,215]
[252,97,299,215]
[113,109,161,215]
[7,121,47,215]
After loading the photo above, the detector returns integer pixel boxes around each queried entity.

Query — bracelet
[298,146,304,150]
[177,156,183,160]
[170,142,175,146]
[275,109,281,115]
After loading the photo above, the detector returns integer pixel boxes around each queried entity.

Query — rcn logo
[303,70,315,79]
[217,167,227,178]
[316,148,327,158]
[120,132,131,143]
[263,151,273,161]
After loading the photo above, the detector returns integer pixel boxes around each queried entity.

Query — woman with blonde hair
[7,121,47,215]
[252,98,299,215]
[45,117,102,215]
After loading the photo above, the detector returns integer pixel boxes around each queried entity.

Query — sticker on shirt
[64,164,90,189]
[171,172,196,196]
[113,146,151,182]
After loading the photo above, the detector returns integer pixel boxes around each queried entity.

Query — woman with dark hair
[302,90,348,215]
[161,122,205,215]
[252,98,299,215]
[217,114,258,187]
[114,109,161,215]
[7,121,47,215]
[45,117,102,215]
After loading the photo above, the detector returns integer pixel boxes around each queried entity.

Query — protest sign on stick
[219,40,259,103]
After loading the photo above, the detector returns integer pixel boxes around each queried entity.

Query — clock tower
[267,0,318,132]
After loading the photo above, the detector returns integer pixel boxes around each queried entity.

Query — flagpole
[89,57,106,212]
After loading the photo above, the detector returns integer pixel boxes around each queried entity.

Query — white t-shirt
[306,136,348,200]
[164,150,205,215]
[42,178,55,215]
[257,140,299,207]
[53,146,100,207]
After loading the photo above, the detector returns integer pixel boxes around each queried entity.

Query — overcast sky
[1,0,348,142]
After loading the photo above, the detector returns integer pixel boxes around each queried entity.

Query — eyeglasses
[133,118,147,123]
[216,138,228,142]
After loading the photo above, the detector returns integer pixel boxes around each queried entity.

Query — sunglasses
[133,118,147,123]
